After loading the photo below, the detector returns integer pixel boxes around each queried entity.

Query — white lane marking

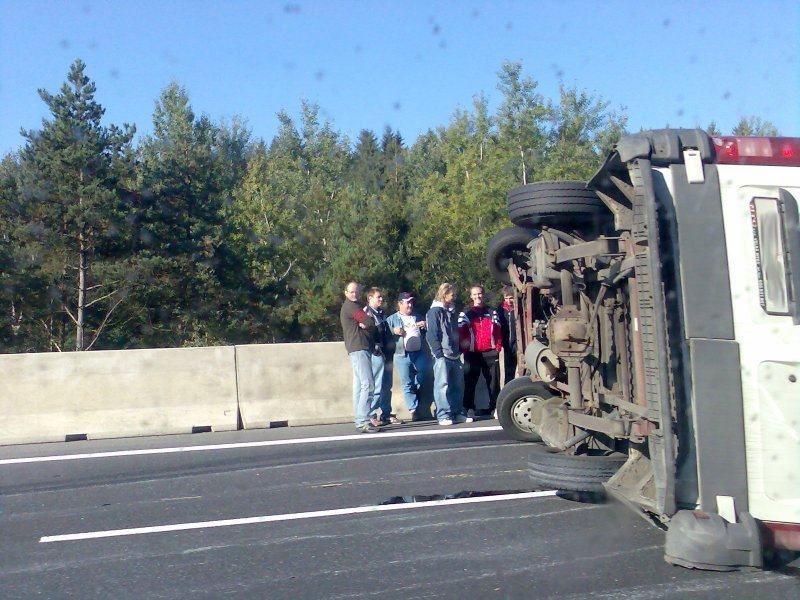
[40,490,558,543]
[0,426,503,466]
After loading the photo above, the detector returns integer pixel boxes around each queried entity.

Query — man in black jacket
[498,285,518,385]
[364,287,402,426]
[340,281,379,433]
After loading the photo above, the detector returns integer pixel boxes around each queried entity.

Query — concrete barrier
[235,342,354,427]
[0,346,239,445]
[0,340,504,445]
[235,341,496,428]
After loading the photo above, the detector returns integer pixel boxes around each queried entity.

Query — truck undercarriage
[488,129,800,570]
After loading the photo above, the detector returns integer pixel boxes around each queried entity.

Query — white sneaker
[467,409,475,420]
[438,418,454,426]
[453,413,473,424]
[493,409,498,419]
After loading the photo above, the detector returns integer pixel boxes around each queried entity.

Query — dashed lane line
[39,489,558,543]
[0,425,503,466]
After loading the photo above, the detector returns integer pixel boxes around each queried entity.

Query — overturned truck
[488,129,800,570]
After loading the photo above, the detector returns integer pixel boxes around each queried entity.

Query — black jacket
[364,305,393,355]
[497,302,517,352]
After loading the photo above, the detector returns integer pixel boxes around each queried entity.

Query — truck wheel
[526,446,627,492]
[507,181,610,229]
[496,377,550,442]
[486,227,535,283]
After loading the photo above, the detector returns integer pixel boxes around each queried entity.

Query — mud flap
[603,449,659,521]
[664,510,763,571]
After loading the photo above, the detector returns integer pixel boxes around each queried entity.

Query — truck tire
[496,377,549,442]
[527,446,627,492]
[486,227,535,283]
[507,181,610,228]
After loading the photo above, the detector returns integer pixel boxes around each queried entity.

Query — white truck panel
[717,165,800,524]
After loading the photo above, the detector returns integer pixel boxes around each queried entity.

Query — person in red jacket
[458,284,503,419]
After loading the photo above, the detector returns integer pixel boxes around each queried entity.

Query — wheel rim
[510,395,541,433]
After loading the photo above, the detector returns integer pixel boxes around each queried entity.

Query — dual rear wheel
[497,377,626,492]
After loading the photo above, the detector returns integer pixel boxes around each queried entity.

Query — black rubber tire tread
[486,226,535,283]
[496,378,552,442]
[507,180,597,197]
[526,445,627,492]
[507,181,610,228]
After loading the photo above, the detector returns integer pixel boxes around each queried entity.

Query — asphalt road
[0,421,797,599]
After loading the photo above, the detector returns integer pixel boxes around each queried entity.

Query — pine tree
[352,129,382,195]
[136,82,231,346]
[17,59,136,351]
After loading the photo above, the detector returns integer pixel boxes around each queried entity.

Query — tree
[16,59,136,351]
[732,116,779,137]
[3,58,645,350]
[0,154,25,349]
[135,82,240,346]
[496,61,549,185]
[406,64,627,305]
[226,143,304,341]
[227,103,354,341]
[352,129,382,195]
[407,102,509,301]
[538,86,627,181]
[706,121,721,136]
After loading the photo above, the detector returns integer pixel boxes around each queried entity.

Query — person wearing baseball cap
[386,292,428,421]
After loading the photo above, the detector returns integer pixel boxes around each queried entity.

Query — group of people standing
[340,280,517,433]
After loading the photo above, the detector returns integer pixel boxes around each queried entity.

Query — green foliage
[9,57,726,353]
[226,104,353,341]
[732,116,779,137]
[538,86,628,181]
[0,155,29,351]
[495,61,549,185]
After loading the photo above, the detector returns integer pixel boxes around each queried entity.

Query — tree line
[0,59,780,353]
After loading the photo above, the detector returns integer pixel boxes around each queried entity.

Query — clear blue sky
[1,0,798,155]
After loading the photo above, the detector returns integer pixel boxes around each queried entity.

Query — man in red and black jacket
[458,284,503,418]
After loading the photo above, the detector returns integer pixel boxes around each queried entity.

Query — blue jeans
[369,353,392,419]
[349,350,374,427]
[394,350,427,412]
[432,356,465,421]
